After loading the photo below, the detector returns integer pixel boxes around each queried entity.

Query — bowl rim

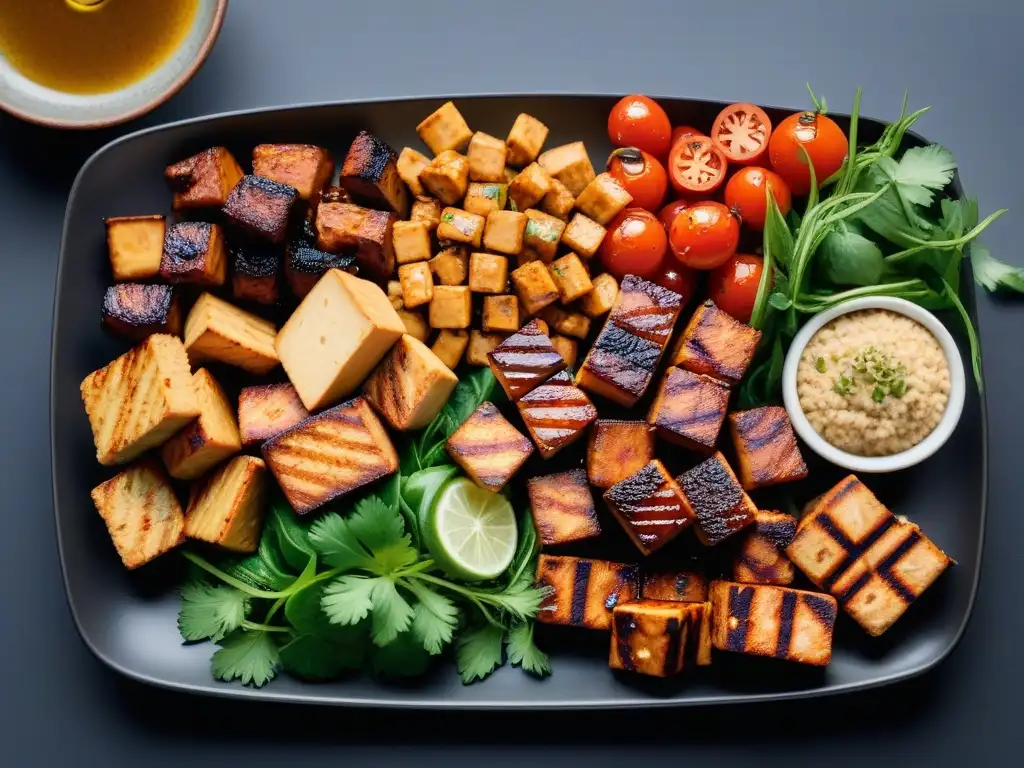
[781,295,967,474]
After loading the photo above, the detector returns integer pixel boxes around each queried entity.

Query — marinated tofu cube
[549,253,594,303]
[536,555,639,630]
[363,334,458,431]
[575,172,634,225]
[398,261,434,309]
[507,162,552,212]
[185,293,280,376]
[230,236,282,305]
[417,101,473,154]
[528,468,601,546]
[468,252,509,294]
[467,131,507,182]
[710,581,837,666]
[587,419,655,489]
[252,143,334,202]
[487,318,566,400]
[431,329,469,370]
[160,221,227,287]
[105,215,166,281]
[397,309,430,343]
[729,407,809,490]
[284,243,358,299]
[410,196,442,232]
[437,208,485,248]
[420,150,470,205]
[101,284,182,341]
[530,317,550,335]
[464,182,508,217]
[466,330,508,366]
[734,510,799,586]
[542,178,576,220]
[604,460,695,556]
[161,369,241,480]
[429,285,472,329]
[561,213,606,258]
[237,383,309,447]
[540,304,591,340]
[446,402,534,491]
[517,370,597,458]
[511,260,559,315]
[387,279,404,310]
[222,175,299,244]
[522,209,566,261]
[538,141,596,196]
[506,113,549,167]
[483,210,527,255]
[549,335,578,370]
[165,146,244,210]
[647,367,730,451]
[672,299,761,384]
[315,201,397,281]
[429,247,469,286]
[579,273,619,317]
[339,130,410,217]
[642,570,709,603]
[397,147,431,196]
[610,600,711,676]
[677,452,757,547]
[185,456,268,553]
[482,295,520,333]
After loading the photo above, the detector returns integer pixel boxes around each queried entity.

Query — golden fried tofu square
[672,299,761,384]
[540,304,591,340]
[508,162,553,212]
[464,182,508,217]
[429,285,472,329]
[436,208,484,248]
[339,130,410,217]
[575,172,633,225]
[417,101,473,155]
[729,407,808,490]
[161,369,241,480]
[549,253,593,303]
[527,468,601,546]
[105,215,165,281]
[397,147,431,197]
[467,330,508,366]
[363,334,458,431]
[237,382,309,447]
[393,220,433,265]
[536,554,639,630]
[487,318,566,401]
[506,113,549,167]
[429,247,469,286]
[522,209,566,261]
[101,284,182,341]
[398,261,434,309]
[184,293,279,376]
[511,260,560,315]
[734,510,798,586]
[252,143,334,202]
[165,146,244,210]
[431,329,469,370]
[642,570,709,603]
[315,201,397,281]
[185,456,268,553]
[468,252,510,294]
[587,419,655,489]
[410,196,442,232]
[610,600,711,676]
[579,273,619,318]
[517,370,597,458]
[483,210,527,256]
[446,402,533,491]
[542,177,576,220]
[421,150,470,206]
[604,460,695,556]
[482,295,520,334]
[677,452,757,547]
[538,141,596,197]
[468,131,508,182]
[397,309,429,343]
[160,221,227,287]
[222,175,299,244]
[647,367,730,451]
[561,213,606,258]
[549,335,578,370]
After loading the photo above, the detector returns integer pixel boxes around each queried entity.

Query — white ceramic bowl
[0,0,227,129]
[781,296,967,473]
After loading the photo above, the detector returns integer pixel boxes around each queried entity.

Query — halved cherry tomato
[608,95,672,158]
[668,201,739,270]
[671,125,702,148]
[707,254,765,323]
[724,167,792,230]
[654,263,698,305]
[657,198,691,231]
[710,103,772,166]
[668,137,729,196]
[600,208,668,279]
[607,148,669,212]
[768,110,847,196]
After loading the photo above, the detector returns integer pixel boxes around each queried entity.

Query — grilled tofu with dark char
[160,368,242,480]
[672,299,760,384]
[734,510,798,586]
[604,460,695,556]
[535,554,639,630]
[165,146,244,210]
[285,243,358,299]
[160,221,227,287]
[487,319,567,401]
[516,370,597,458]
[339,131,411,218]
[586,419,655,489]
[222,175,299,244]
[230,236,282,305]
[609,274,683,345]
[647,367,730,452]
[315,201,397,281]
[101,284,182,340]
[445,402,534,492]
[610,600,711,677]
[527,469,601,546]
[729,407,808,490]
[237,383,309,447]
[184,455,268,553]
[642,569,709,602]
[252,143,334,203]
[677,452,757,547]
[362,335,459,431]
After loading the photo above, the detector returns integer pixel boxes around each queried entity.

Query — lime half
[423,478,517,582]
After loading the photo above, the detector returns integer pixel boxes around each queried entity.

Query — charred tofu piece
[517,370,597,458]
[105,215,165,281]
[315,201,397,281]
[540,305,591,340]
[431,329,469,369]
[549,253,593,303]
[184,293,280,376]
[508,162,553,212]
[284,243,358,299]
[263,397,399,515]
[579,273,619,318]
[392,220,432,265]
[80,334,200,466]
[160,221,227,287]
[604,460,695,556]
[429,285,472,329]
[429,247,468,286]
[542,178,576,220]
[467,131,507,182]
[483,210,527,255]
[710,581,837,666]
[523,209,566,261]
[464,182,508,217]
[446,402,533,491]
[677,452,757,547]
[506,113,549,167]
[561,213,606,258]
[237,383,309,447]
[397,309,429,343]
[482,295,520,334]
[528,469,601,546]
[420,150,470,206]
[729,407,808,490]
[222,175,299,244]
[469,252,509,294]
[161,369,241,480]
[101,284,182,340]
[467,330,507,366]
[486,319,566,401]
[417,101,473,154]
[538,141,596,196]
[185,456,268,553]
[647,367,730,451]
[734,510,798,586]
[575,173,633,225]
[410,196,442,232]
[319,186,353,205]
[339,131,410,217]
[397,147,430,196]
[550,335,578,370]
[642,570,709,603]
[398,261,434,309]
[511,260,560,315]
[587,419,655,489]
[610,600,711,676]
[165,147,244,210]
[672,300,761,384]
[536,555,639,630]
[230,237,282,305]
[786,476,954,636]
[252,144,334,203]
[363,334,458,431]
[90,459,186,569]
[437,208,485,248]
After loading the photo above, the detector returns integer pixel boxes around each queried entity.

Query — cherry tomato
[654,263,698,304]
[707,254,765,323]
[671,125,702,148]
[668,201,739,270]
[607,148,669,212]
[724,167,792,230]
[657,198,691,231]
[600,208,668,279]
[710,103,772,166]
[607,95,673,157]
[768,111,847,196]
[668,136,729,196]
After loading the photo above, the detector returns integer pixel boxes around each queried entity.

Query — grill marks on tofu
[487,319,567,401]
[315,201,397,281]
[527,469,601,546]
[362,335,459,431]
[610,275,683,344]
[101,284,182,340]
[161,369,242,480]
[535,554,639,630]
[184,456,268,553]
[734,510,798,586]
[648,367,730,451]
[587,419,655,489]
[517,370,597,458]
[165,146,244,210]
[237,383,309,447]
[160,221,227,286]
[677,452,756,547]
[610,600,711,677]
[445,402,534,491]
[642,570,709,603]
[252,143,334,203]
[729,407,808,490]
[672,299,760,384]
[604,460,695,555]
[222,175,299,244]
[339,131,410,218]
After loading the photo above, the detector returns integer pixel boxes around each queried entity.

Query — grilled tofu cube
[284,244,358,299]
[464,182,508,217]
[437,208,485,248]
[469,252,509,294]
[222,175,299,244]
[506,113,549,167]
[387,279,404,310]
[487,319,566,400]
[429,247,468,286]
[610,600,711,676]
[579,273,619,318]
[522,209,566,262]
[467,330,507,366]
[642,570,709,603]
[542,178,576,220]
[80,334,200,466]
[392,220,432,265]
[785,476,954,636]
[160,221,227,287]
[540,305,591,340]
[237,383,309,447]
[165,147,244,210]
[575,173,633,225]
[604,460,695,556]
[483,210,527,255]
[482,295,520,333]
[105,215,166,281]
[561,213,606,257]
[677,452,757,547]
[230,237,282,305]
[397,309,430,343]
[734,510,798,586]
[315,201,397,281]
[262,397,399,515]
[363,333,458,430]
[398,261,434,309]
[550,335,578,370]
[507,162,552,212]
[429,285,472,329]
[90,460,186,569]
[511,260,559,315]
[538,141,596,196]
[467,131,507,182]
[431,329,469,369]
[252,143,334,202]
[420,150,470,206]
[339,130,410,217]
[710,581,837,666]
[536,555,639,630]
[517,370,597,458]
[531,318,550,335]
[647,367,729,451]
[587,419,655,489]
[729,407,808,490]
[161,369,241,480]
[446,402,533,491]
[417,101,473,154]
[102,284,182,340]
[185,456,268,553]
[410,196,442,232]
[184,293,279,375]
[397,147,431,196]
[672,300,761,384]
[527,469,601,545]
[549,253,593,303]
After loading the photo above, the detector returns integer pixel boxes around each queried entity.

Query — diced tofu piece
[392,220,433,265]
[90,459,185,569]
[642,570,709,603]
[160,369,241,480]
[160,222,227,287]
[575,173,634,225]
[410,196,442,232]
[397,309,430,343]
[483,210,527,255]
[416,101,473,154]
[482,295,520,333]
[237,383,309,447]
[517,370,596,457]
[101,284,182,341]
[429,247,468,286]
[604,460,695,555]
[363,334,458,431]
[339,130,410,217]
[319,185,352,205]
[284,243,358,299]
[222,175,299,244]
[507,162,552,212]
[105,215,166,281]
[315,201,397,281]
[437,207,484,248]
[276,270,405,411]
[549,335,578,370]
[536,555,639,630]
[729,407,809,490]
[549,253,593,303]
[506,113,549,167]
[262,397,399,515]
[387,279,404,310]
[709,581,837,666]
[542,178,575,220]
[431,329,469,370]
[420,150,469,205]
[184,456,268,553]
[510,260,559,315]
[467,131,507,182]
[165,146,243,210]
[429,285,472,329]
[486,318,566,400]
[252,143,334,202]
[672,299,761,384]
[579,273,619,317]
[785,476,954,636]
[647,367,730,451]
[677,452,757,547]
[538,141,596,196]
[397,147,430,196]
[398,261,434,309]
[463,182,508,217]
[530,317,549,335]
[540,304,591,340]
[561,213,606,258]
[466,330,507,366]
[446,402,533,491]
[527,469,601,545]
[503,165,520,182]
[610,600,711,676]
[184,293,279,376]
[468,252,509,294]
[80,335,200,466]
[522,209,566,261]
[734,510,798,586]
[586,420,654,489]
[230,236,281,305]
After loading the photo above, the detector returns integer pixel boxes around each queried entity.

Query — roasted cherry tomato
[724,167,792,230]
[710,103,772,166]
[668,201,739,270]
[671,125,702,148]
[657,198,691,231]
[769,110,847,195]
[607,95,673,157]
[600,208,668,279]
[607,147,669,212]
[654,263,698,304]
[668,136,729,196]
[707,254,765,323]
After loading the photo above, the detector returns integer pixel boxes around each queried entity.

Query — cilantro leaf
[971,244,1024,293]
[178,582,249,643]
[372,631,432,679]
[211,630,281,688]
[349,497,418,574]
[369,578,414,646]
[308,514,375,572]
[322,575,376,625]
[406,580,461,654]
[286,581,364,641]
[506,621,551,678]
[455,623,506,684]
[941,197,979,238]
[279,633,364,681]
[888,145,957,206]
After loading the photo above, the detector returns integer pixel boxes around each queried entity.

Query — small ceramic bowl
[781,296,967,474]
[0,0,227,129]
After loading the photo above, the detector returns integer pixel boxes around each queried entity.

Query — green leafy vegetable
[178,582,249,643]
[266,498,315,572]
[279,633,362,681]
[455,623,506,683]
[971,243,1024,293]
[407,579,460,655]
[818,222,884,286]
[211,630,281,688]
[506,621,551,677]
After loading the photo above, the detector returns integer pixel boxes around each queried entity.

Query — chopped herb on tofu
[436,207,484,248]
[523,208,566,261]
[464,181,508,217]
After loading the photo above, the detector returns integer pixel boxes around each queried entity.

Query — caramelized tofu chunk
[284,243,358,299]
[392,220,433,265]
[105,215,166,281]
[165,147,244,210]
[672,299,761,384]
[420,150,470,205]
[237,383,309,447]
[397,309,429,343]
[468,252,509,294]
[252,143,334,202]
[437,207,484,248]
[482,295,520,333]
[363,334,458,431]
[184,293,280,375]
[734,510,798,586]
[541,178,576,220]
[523,209,566,261]
[102,284,182,340]
[579,273,619,318]
[417,101,473,154]
[486,319,566,400]
[446,402,533,491]
[315,201,397,281]
[710,581,837,666]
[517,369,597,458]
[467,131,508,182]
[410,196,442,232]
[230,237,281,305]
[647,367,730,451]
[587,419,655,489]
[431,329,469,369]
[610,600,711,676]
[540,305,591,340]
[729,407,808,490]
[429,285,472,329]
[677,452,757,547]
[538,141,596,196]
[561,213,606,258]
[549,253,593,303]
[483,210,527,255]
[161,369,241,480]
[398,261,434,309]
[528,469,601,546]
[536,555,639,630]
[508,162,553,212]
[642,570,709,603]
[397,147,430,196]
[549,335,578,370]
[464,182,508,217]
[604,460,695,555]
[160,221,227,287]
[575,173,633,225]
[339,130,410,217]
[506,113,549,167]
[185,456,268,553]
[222,175,299,244]
[510,260,559,315]
[467,330,507,366]
[429,247,469,286]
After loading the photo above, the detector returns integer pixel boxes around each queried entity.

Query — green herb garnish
[441,212,455,223]
[815,357,828,373]
[482,185,501,200]
[831,346,907,403]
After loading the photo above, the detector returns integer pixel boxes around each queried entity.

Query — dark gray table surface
[2,1,1021,764]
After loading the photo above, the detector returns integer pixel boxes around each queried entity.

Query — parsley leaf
[178,582,248,643]
[406,579,461,654]
[321,575,376,625]
[885,145,957,206]
[506,621,551,678]
[211,630,281,688]
[455,623,505,683]
[971,243,1024,293]
[368,578,414,646]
